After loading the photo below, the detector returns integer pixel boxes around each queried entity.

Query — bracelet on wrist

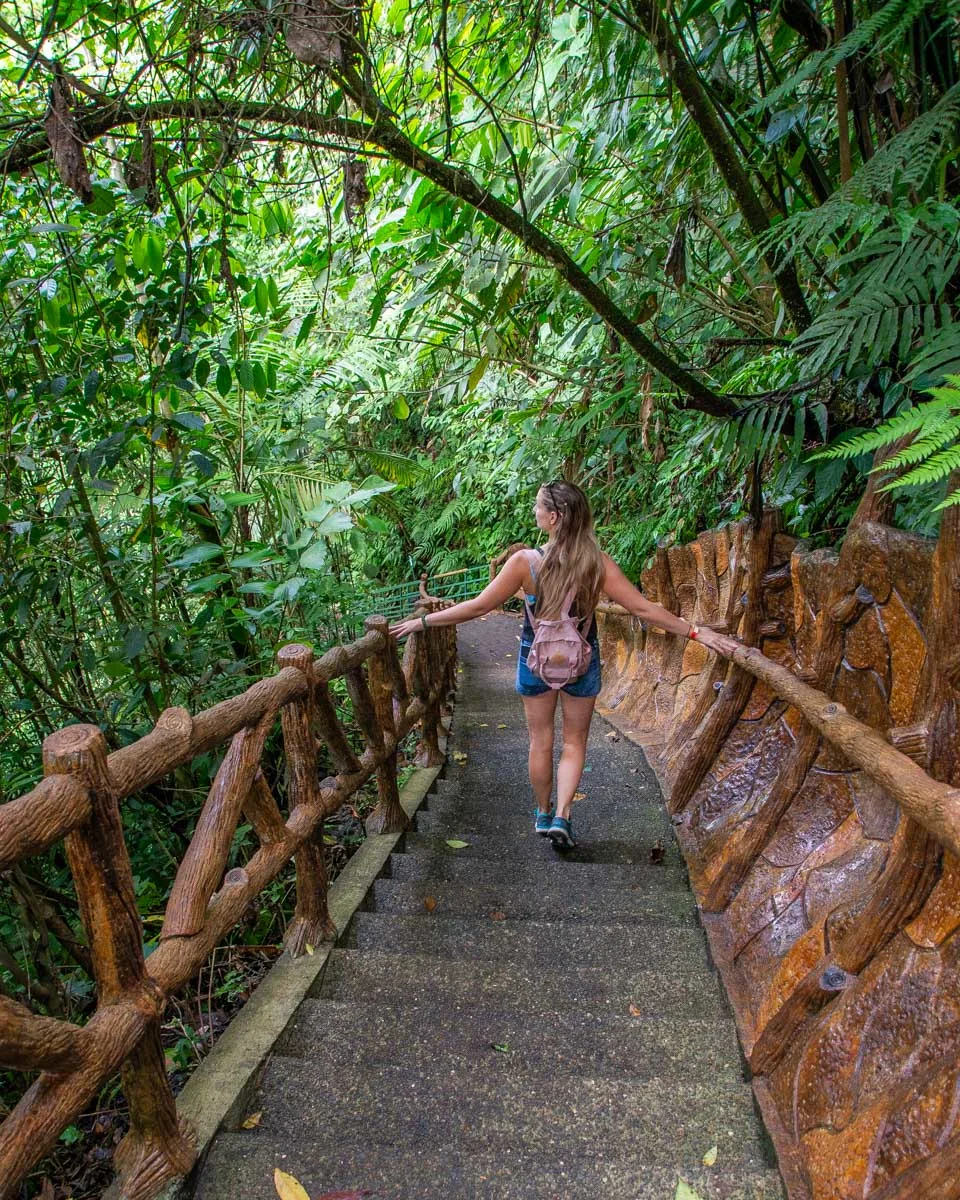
[420,613,429,632]
[688,623,700,640]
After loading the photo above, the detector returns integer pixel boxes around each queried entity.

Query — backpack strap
[559,587,578,619]
[559,585,592,632]
[523,549,542,629]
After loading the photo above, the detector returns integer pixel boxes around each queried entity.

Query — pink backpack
[524,550,593,690]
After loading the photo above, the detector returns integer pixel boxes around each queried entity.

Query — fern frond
[906,325,960,385]
[883,443,960,490]
[765,90,960,264]
[790,216,959,379]
[348,447,428,485]
[756,0,940,110]
[812,397,955,460]
[879,414,960,469]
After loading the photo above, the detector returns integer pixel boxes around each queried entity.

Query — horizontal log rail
[0,605,457,1200]
[726,643,960,860]
[599,606,960,859]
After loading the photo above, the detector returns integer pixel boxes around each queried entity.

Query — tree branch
[626,0,813,333]
[1,96,741,420]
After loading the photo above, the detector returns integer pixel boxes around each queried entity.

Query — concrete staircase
[193,615,785,1200]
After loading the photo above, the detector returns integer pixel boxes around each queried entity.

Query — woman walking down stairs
[193,615,784,1200]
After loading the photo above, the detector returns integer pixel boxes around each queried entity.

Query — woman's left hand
[696,627,741,657]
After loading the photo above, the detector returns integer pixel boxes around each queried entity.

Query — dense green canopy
[0,4,957,1104]
[2,0,958,756]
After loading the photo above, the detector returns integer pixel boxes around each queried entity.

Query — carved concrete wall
[597,515,960,1200]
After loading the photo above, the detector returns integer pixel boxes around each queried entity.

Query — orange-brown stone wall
[597,518,960,1200]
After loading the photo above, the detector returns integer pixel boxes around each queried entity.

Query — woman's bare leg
[555,693,596,819]
[521,691,559,812]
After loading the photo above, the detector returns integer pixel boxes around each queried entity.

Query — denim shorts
[515,638,602,698]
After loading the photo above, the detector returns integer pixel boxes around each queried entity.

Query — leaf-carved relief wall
[597,514,960,1200]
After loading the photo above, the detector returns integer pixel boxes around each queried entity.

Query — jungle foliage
[0,0,958,1101]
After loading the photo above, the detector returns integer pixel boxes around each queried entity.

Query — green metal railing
[362,564,491,621]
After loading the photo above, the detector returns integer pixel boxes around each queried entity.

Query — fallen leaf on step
[423,895,438,912]
[702,1145,718,1166]
[274,1168,310,1200]
[489,910,506,921]
[479,723,489,727]
[572,791,586,803]
[491,1042,511,1054]
[650,841,665,865]
[240,1110,262,1129]
[446,839,469,849]
[628,1003,643,1017]
[504,652,513,657]
[305,943,315,955]
[629,767,639,774]
[605,731,620,741]
[453,751,468,764]
[675,1181,706,1200]
[497,723,507,729]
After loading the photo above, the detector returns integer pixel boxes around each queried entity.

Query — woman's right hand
[695,626,741,657]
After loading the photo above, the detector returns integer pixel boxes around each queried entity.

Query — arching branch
[1,95,742,420]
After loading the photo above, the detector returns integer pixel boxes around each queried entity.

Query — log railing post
[277,644,336,956]
[413,619,444,768]
[42,725,196,1200]
[364,616,407,834]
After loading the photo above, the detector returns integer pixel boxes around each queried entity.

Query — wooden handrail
[0,775,90,869]
[0,605,457,1200]
[597,591,960,858]
[726,643,960,860]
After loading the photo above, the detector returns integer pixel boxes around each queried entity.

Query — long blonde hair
[535,480,604,620]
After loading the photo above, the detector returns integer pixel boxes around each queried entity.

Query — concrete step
[197,1137,786,1200]
[344,911,709,967]
[428,777,461,800]
[242,1057,771,1166]
[278,997,745,1081]
[398,830,682,868]
[367,877,696,926]
[317,949,729,1017]
[383,851,689,890]
[412,804,673,841]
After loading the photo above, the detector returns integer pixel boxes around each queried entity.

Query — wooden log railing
[0,605,457,1200]
[723,645,960,862]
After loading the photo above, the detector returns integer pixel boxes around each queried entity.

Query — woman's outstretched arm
[389,551,529,639]
[601,554,739,657]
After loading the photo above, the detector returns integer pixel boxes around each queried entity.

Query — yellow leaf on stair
[702,1145,718,1166]
[274,1168,311,1200]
